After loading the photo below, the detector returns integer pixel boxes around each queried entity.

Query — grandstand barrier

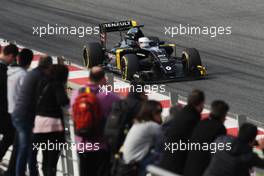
[238,114,247,127]
[146,165,182,176]
[62,107,78,176]
[239,115,264,129]
[107,72,114,88]
[169,91,179,106]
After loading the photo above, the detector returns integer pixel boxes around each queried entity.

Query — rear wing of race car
[99,20,140,48]
[99,20,138,33]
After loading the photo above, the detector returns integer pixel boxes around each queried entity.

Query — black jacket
[203,139,264,176]
[36,81,69,119]
[12,67,48,126]
[123,95,144,126]
[104,93,145,154]
[0,61,8,118]
[183,118,226,176]
[159,105,201,174]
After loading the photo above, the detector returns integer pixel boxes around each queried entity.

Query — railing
[61,107,79,176]
[146,165,182,176]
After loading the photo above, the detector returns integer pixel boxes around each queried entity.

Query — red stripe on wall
[67,65,82,71]
[33,54,42,61]
[160,100,171,109]
[201,113,210,120]
[69,77,88,85]
[114,87,130,97]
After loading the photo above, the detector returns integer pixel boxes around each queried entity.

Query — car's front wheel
[182,48,203,76]
[120,54,139,81]
[83,42,103,69]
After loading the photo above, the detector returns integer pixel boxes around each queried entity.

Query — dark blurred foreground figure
[159,89,205,174]
[153,105,182,167]
[203,123,264,176]
[0,44,18,162]
[71,66,120,176]
[183,100,229,176]
[116,100,162,176]
[12,56,52,176]
[6,48,33,176]
[104,84,148,155]
[30,64,69,176]
[104,83,148,176]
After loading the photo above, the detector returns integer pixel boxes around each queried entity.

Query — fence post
[57,56,65,65]
[169,91,179,106]
[62,107,75,176]
[146,165,182,176]
[238,114,247,127]
[107,73,114,88]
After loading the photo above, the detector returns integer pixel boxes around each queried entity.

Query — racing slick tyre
[182,48,202,75]
[83,42,103,68]
[121,54,139,81]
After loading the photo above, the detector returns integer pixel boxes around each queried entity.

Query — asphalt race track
[1,0,264,121]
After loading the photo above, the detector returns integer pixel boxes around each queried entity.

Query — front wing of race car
[132,64,206,84]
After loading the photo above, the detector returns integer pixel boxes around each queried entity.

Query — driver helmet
[138,37,151,48]
[125,27,144,41]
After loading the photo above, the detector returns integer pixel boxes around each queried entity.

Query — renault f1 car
[83,20,206,83]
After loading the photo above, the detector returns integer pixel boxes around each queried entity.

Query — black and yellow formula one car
[83,20,206,83]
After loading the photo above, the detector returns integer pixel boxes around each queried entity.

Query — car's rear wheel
[83,42,103,68]
[121,54,139,80]
[182,48,202,75]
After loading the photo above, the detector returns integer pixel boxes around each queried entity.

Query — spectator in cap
[0,44,19,162]
[12,55,52,176]
[204,123,264,176]
[6,48,33,176]
[184,100,229,176]
[159,89,205,174]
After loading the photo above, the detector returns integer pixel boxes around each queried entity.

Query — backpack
[104,99,135,154]
[72,86,102,139]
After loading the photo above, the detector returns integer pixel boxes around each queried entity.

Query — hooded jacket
[7,66,27,113]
